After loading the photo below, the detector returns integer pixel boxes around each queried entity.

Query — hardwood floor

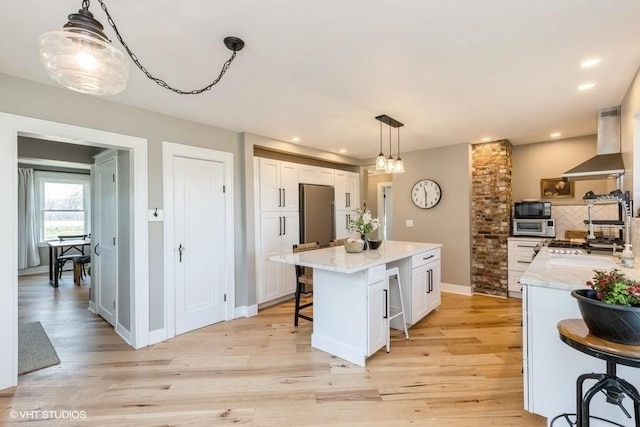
[3,275,545,426]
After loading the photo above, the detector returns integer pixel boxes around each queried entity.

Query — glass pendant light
[375,120,386,170]
[385,125,396,173]
[394,126,405,174]
[38,2,129,96]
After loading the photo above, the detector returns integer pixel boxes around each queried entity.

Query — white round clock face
[411,179,442,209]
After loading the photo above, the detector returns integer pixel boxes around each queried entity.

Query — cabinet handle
[347,192,350,207]
[283,216,286,235]
[279,216,282,236]
[346,214,350,230]
[516,260,532,264]
[282,188,286,207]
[427,269,433,292]
[178,243,184,263]
[94,243,100,256]
[423,254,435,261]
[383,289,388,319]
[278,188,282,207]
[516,244,536,248]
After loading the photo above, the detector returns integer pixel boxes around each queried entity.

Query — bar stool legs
[386,267,409,353]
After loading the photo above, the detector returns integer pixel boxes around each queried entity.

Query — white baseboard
[148,328,167,345]
[441,282,472,296]
[116,323,132,346]
[235,304,258,318]
[87,301,96,313]
[18,265,49,276]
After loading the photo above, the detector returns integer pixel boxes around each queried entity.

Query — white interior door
[95,157,117,326]
[174,156,226,335]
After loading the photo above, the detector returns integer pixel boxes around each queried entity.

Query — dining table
[46,238,91,287]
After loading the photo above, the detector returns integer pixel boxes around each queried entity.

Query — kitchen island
[520,247,640,426]
[270,240,442,366]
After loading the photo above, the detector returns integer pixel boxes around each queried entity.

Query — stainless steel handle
[516,244,537,248]
[178,244,184,262]
[94,243,100,256]
[278,188,283,207]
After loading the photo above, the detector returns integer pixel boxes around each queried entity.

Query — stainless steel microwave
[513,218,556,237]
[514,201,551,219]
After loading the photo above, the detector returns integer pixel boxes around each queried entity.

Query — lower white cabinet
[257,211,299,304]
[507,237,544,297]
[388,248,441,328]
[367,278,388,356]
[335,210,353,239]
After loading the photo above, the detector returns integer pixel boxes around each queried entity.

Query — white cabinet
[258,158,299,212]
[256,158,301,305]
[335,211,353,240]
[507,237,543,297]
[334,171,359,211]
[257,212,299,303]
[299,165,334,186]
[388,248,441,328]
[367,278,388,356]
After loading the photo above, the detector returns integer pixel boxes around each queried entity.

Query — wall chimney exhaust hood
[562,106,624,181]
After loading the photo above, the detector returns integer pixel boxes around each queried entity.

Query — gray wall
[0,73,241,331]
[376,143,472,289]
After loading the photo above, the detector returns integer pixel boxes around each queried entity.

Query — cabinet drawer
[368,264,386,285]
[507,239,542,252]
[508,252,535,271]
[508,270,524,292]
[412,249,441,268]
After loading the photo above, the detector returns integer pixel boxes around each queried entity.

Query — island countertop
[520,247,640,291]
[270,240,442,274]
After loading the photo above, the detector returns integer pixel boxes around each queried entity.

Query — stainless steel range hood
[562,106,624,180]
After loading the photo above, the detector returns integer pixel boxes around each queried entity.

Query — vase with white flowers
[348,201,380,250]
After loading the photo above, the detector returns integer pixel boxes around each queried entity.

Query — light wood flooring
[3,274,545,426]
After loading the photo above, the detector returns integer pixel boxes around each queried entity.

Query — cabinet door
[280,212,300,295]
[317,168,335,186]
[345,172,359,209]
[411,264,429,324]
[334,172,348,210]
[367,280,388,356]
[259,158,281,212]
[426,259,441,314]
[258,212,284,303]
[335,211,352,239]
[280,162,299,212]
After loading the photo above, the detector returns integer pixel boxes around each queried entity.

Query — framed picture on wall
[540,177,574,198]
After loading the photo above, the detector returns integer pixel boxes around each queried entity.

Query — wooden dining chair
[292,242,320,326]
[329,238,346,247]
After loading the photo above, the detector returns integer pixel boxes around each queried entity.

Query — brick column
[471,140,513,296]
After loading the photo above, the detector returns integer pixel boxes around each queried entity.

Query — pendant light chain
[95,0,239,95]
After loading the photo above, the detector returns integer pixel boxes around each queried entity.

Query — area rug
[18,321,60,375]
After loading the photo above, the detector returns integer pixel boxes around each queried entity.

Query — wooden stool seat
[557,319,640,426]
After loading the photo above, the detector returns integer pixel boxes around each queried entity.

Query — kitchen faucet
[583,190,632,245]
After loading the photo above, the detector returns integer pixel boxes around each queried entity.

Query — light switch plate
[406,219,414,227]
[149,208,164,222]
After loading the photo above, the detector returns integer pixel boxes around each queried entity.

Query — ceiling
[2,1,640,160]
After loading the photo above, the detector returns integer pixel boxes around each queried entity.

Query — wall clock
[411,179,442,209]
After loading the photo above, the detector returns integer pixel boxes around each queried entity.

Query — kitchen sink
[547,252,615,270]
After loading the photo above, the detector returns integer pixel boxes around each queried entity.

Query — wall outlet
[406,219,414,227]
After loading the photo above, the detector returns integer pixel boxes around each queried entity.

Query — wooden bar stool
[556,319,640,426]
[386,267,409,352]
[292,242,319,326]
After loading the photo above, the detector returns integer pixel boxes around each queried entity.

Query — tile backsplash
[552,204,620,239]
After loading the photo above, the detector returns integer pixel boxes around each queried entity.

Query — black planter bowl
[367,239,382,250]
[571,289,640,345]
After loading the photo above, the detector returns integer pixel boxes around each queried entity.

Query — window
[35,171,91,242]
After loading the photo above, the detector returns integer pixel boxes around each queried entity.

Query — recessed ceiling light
[550,132,562,138]
[339,149,347,154]
[481,137,491,142]
[578,82,595,91]
[580,58,601,69]
[291,136,301,142]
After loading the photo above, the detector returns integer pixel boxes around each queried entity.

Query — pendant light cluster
[38,0,245,96]
[375,114,405,174]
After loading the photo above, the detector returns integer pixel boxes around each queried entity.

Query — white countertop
[270,240,442,274]
[520,247,640,291]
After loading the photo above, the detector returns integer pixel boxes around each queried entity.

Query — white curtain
[18,168,41,269]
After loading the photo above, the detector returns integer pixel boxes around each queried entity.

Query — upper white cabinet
[259,158,299,212]
[334,171,359,211]
[299,165,335,186]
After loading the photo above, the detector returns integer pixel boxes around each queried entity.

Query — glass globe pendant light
[375,120,387,170]
[385,124,396,173]
[38,1,129,96]
[394,126,405,174]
